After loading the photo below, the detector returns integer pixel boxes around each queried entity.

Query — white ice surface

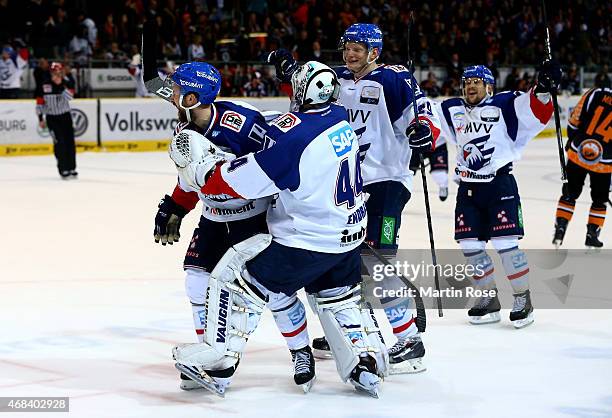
[1,138,611,418]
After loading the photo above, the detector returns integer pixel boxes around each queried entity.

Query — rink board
[1,96,577,156]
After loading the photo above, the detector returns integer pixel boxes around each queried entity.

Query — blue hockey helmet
[339,23,383,54]
[170,62,221,105]
[461,65,495,86]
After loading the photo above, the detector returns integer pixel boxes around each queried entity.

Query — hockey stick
[541,0,568,185]
[363,242,427,332]
[407,11,443,317]
[141,20,174,102]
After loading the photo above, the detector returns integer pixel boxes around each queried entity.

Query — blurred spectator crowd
[0,0,610,97]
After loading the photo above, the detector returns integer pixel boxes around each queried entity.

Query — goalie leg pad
[173,234,272,372]
[307,285,388,382]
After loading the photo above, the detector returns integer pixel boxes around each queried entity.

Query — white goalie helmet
[290,61,340,111]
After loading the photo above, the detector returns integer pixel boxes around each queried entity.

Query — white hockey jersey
[0,49,28,90]
[202,104,367,253]
[438,89,553,182]
[335,64,441,191]
[172,100,273,221]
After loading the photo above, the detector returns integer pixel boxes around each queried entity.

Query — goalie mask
[290,61,340,112]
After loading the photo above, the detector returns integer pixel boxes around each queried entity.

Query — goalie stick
[141,20,174,102]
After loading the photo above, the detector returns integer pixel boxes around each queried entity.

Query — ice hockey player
[269,23,441,374]
[151,62,313,391]
[437,63,559,328]
[553,86,611,248]
[171,61,388,398]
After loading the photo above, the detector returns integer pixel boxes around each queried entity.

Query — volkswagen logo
[71,109,88,137]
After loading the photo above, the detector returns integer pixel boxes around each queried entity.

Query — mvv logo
[348,109,371,124]
[464,122,493,134]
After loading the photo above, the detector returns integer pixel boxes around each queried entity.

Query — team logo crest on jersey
[328,124,355,156]
[220,111,246,132]
[462,134,494,170]
[272,113,301,132]
[480,108,500,122]
[578,139,603,164]
[360,86,380,104]
[453,111,466,132]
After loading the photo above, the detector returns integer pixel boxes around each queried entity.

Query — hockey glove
[154,195,188,245]
[267,49,298,82]
[406,122,433,151]
[535,60,562,94]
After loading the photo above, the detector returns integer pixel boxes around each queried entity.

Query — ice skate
[312,336,333,359]
[585,224,604,249]
[388,334,426,374]
[510,290,534,328]
[290,346,316,393]
[179,372,203,391]
[468,290,501,324]
[439,186,448,201]
[349,356,381,398]
[174,363,232,397]
[552,218,568,249]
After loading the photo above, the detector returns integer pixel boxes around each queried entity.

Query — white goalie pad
[173,234,272,371]
[307,285,389,382]
[169,129,236,190]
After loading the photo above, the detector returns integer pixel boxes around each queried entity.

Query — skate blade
[312,349,333,360]
[351,381,380,398]
[175,363,226,398]
[468,311,501,325]
[553,239,562,249]
[585,246,602,253]
[512,312,534,329]
[389,358,427,375]
[180,379,204,391]
[300,376,316,393]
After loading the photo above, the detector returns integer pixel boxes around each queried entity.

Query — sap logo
[272,113,301,132]
[197,310,206,327]
[179,80,203,88]
[220,111,245,133]
[347,109,371,124]
[384,305,408,322]
[287,303,306,326]
[464,122,493,134]
[215,289,230,343]
[328,125,355,156]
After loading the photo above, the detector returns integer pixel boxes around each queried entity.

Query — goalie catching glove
[169,129,236,190]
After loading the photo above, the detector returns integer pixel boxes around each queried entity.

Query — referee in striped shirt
[35,62,78,179]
